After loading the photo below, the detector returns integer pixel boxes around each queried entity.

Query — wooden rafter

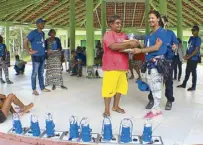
[52,3,85,26]
[43,1,75,21]
[194,0,203,7]
[79,0,101,27]
[12,4,36,22]
[31,0,69,24]
[131,2,137,27]
[21,0,53,23]
[123,2,126,27]
[167,2,196,26]
[151,1,176,26]
[183,0,203,15]
[96,9,101,28]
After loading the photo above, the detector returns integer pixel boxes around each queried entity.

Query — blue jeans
[14,65,25,74]
[31,61,45,90]
[183,60,198,89]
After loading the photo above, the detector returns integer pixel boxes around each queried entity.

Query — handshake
[119,39,141,54]
[120,38,163,54]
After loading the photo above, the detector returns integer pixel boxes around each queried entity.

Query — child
[0,35,13,84]
[14,55,27,75]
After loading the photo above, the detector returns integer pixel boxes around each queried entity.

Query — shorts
[102,71,128,98]
[0,110,6,123]
[133,60,143,69]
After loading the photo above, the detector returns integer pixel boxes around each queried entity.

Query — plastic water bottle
[80,117,92,142]
[120,118,133,143]
[102,117,112,141]
[30,115,41,137]
[13,113,23,134]
[45,113,55,137]
[128,33,135,40]
[69,116,79,139]
[142,119,152,144]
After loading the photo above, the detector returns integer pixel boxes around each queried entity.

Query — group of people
[101,11,202,118]
[0,10,202,124]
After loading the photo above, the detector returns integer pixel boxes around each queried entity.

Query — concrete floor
[0,63,203,145]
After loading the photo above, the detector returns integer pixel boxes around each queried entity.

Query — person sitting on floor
[14,55,27,75]
[0,93,34,123]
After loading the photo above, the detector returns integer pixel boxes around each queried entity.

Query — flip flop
[112,108,125,114]
[32,91,39,96]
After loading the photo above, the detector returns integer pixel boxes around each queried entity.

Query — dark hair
[177,38,182,44]
[82,46,86,51]
[162,15,168,23]
[148,10,164,27]
[48,29,56,36]
[15,55,20,60]
[108,15,121,24]
[0,35,3,43]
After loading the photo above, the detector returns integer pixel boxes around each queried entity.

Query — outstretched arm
[131,38,163,54]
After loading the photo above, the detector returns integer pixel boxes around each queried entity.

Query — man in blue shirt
[177,25,202,91]
[146,16,178,110]
[24,18,50,95]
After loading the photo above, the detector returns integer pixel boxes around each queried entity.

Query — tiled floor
[0,63,203,145]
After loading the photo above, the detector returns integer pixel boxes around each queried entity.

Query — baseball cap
[136,80,150,92]
[36,18,46,24]
[191,25,199,31]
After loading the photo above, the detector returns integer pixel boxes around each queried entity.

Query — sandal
[61,85,68,90]
[41,88,51,92]
[112,107,125,114]
[32,90,39,96]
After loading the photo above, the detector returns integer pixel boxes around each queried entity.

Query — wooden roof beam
[49,2,85,25]
[194,0,203,7]
[151,1,176,26]
[168,2,198,26]
[21,0,53,23]
[0,0,40,13]
[79,0,101,27]
[96,9,101,28]
[12,4,36,22]
[0,0,23,8]
[183,0,203,15]
[59,7,86,26]
[181,3,201,25]
[123,2,126,27]
[43,0,80,21]
[5,5,32,21]
[131,2,137,27]
[31,0,68,24]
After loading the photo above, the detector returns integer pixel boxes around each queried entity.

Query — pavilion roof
[0,0,202,29]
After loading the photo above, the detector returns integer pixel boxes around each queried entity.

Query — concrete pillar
[176,0,183,40]
[86,0,94,67]
[145,0,150,34]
